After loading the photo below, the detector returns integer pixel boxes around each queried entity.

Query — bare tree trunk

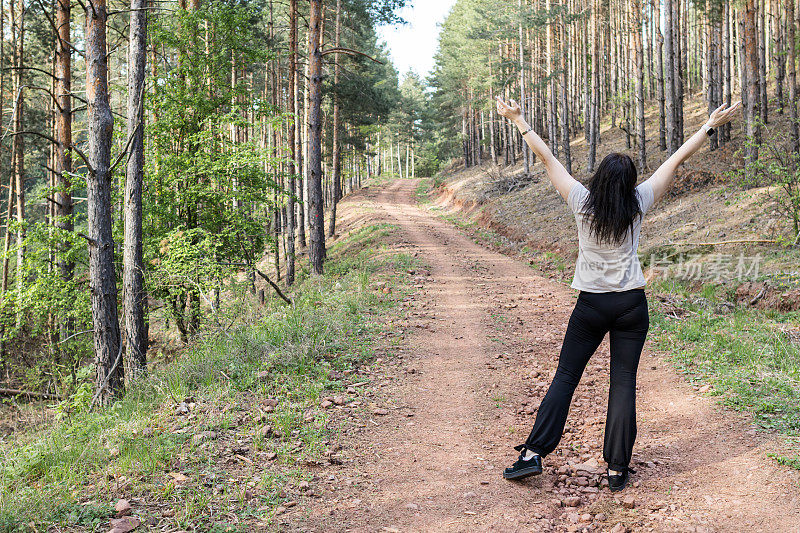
[559,8,572,174]
[758,0,768,125]
[86,0,123,404]
[286,0,297,284]
[328,0,342,237]
[488,55,498,165]
[664,0,677,153]
[54,0,73,300]
[722,0,732,143]
[788,0,799,151]
[11,0,25,326]
[588,0,600,173]
[123,0,148,374]
[307,0,325,274]
[633,0,646,170]
[518,0,531,174]
[743,0,761,167]
[774,0,785,112]
[546,0,558,158]
[653,0,666,151]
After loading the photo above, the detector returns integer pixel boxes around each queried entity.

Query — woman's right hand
[706,101,741,129]
[496,96,523,122]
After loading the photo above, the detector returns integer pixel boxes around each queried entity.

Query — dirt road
[288,179,800,532]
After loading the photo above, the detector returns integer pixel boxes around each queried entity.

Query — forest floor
[286,178,800,532]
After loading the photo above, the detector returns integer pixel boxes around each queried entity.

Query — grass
[0,223,418,532]
[648,278,800,441]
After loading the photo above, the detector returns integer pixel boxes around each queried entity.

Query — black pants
[520,288,649,472]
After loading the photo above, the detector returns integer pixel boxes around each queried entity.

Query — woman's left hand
[496,96,523,121]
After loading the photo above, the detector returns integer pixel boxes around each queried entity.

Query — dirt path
[287,179,800,533]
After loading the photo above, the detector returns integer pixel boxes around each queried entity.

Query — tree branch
[320,47,384,64]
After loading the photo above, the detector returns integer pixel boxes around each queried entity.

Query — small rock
[114,499,132,517]
[332,396,345,405]
[175,402,190,415]
[580,513,592,523]
[622,495,636,509]
[192,430,217,443]
[404,503,419,510]
[266,452,278,461]
[275,506,287,515]
[258,425,280,439]
[320,399,333,409]
[567,512,580,523]
[299,481,310,491]
[563,496,582,507]
[109,517,140,533]
[462,491,477,498]
[373,408,389,416]
[595,513,607,521]
[610,524,629,533]
[698,384,712,393]
[264,398,279,408]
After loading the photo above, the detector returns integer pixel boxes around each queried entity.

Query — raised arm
[496,96,577,201]
[645,101,741,202]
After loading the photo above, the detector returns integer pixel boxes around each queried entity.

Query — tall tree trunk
[722,0,732,143]
[758,0,768,125]
[518,0,532,174]
[307,0,325,275]
[664,0,677,153]
[86,0,123,405]
[559,8,572,174]
[11,0,25,326]
[788,0,799,151]
[286,0,297,284]
[588,0,600,173]
[633,0,646,170]
[743,0,761,167]
[123,0,148,374]
[54,0,73,297]
[328,0,342,237]
[774,0,785,112]
[654,0,666,151]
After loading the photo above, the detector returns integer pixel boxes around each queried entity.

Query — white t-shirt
[566,180,655,293]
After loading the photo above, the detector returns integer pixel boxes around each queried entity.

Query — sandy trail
[287,179,800,533]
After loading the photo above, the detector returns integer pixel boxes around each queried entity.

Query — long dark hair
[582,153,642,244]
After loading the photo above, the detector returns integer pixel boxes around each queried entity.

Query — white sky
[377,0,458,79]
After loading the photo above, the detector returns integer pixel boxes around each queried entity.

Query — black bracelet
[521,127,533,136]
[706,127,716,137]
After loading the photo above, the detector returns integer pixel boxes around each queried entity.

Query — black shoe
[503,447,543,480]
[607,467,636,492]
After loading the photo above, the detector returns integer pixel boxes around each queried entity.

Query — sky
[376,0,458,79]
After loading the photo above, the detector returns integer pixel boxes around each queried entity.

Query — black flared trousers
[520,288,649,472]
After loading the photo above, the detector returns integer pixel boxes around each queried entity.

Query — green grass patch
[0,223,417,532]
[415,178,433,205]
[649,279,800,448]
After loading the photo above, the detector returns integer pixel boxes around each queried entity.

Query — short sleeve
[636,181,655,215]
[566,182,589,214]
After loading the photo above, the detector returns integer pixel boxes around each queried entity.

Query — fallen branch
[673,239,778,247]
[255,268,293,306]
[0,388,62,400]
[749,287,767,306]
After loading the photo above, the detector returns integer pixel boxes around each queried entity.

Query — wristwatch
[702,124,715,136]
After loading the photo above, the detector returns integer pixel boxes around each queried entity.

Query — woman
[495,96,740,492]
